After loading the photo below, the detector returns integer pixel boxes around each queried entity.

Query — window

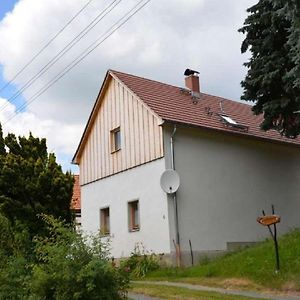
[100,207,110,235]
[75,210,81,227]
[110,127,121,152]
[128,200,140,231]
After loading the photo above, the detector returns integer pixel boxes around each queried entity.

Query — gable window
[128,200,140,231]
[100,207,110,235]
[110,127,121,153]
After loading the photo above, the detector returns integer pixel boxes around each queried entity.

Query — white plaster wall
[81,158,170,258]
[164,125,300,253]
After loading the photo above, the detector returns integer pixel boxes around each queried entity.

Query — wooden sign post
[257,205,280,273]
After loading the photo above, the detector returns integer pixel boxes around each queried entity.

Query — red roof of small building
[111,70,300,146]
[71,175,81,210]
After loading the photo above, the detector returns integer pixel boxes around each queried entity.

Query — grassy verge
[144,229,300,292]
[130,283,262,300]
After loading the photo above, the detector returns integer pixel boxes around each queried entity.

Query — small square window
[100,207,110,235]
[110,127,121,153]
[128,200,140,231]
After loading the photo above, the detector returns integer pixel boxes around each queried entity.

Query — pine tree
[0,131,74,238]
[281,0,300,91]
[0,123,6,156]
[240,0,300,138]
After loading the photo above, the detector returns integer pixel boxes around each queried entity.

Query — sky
[0,0,257,173]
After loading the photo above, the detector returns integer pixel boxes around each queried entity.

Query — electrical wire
[0,0,94,94]
[3,0,151,126]
[0,0,122,114]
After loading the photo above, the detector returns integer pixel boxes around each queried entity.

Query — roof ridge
[110,69,183,90]
[110,69,252,109]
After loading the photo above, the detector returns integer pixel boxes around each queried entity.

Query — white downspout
[170,125,181,266]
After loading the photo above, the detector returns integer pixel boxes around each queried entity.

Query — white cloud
[0,0,257,170]
[0,97,82,172]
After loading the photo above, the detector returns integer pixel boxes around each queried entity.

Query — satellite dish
[160,169,180,194]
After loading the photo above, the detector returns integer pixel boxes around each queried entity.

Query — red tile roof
[111,70,300,146]
[71,175,81,210]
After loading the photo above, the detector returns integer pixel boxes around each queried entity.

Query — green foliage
[0,213,32,299]
[240,0,300,138]
[146,229,300,291]
[278,0,300,91]
[29,215,129,299]
[121,243,159,278]
[0,123,5,156]
[0,214,129,299]
[0,255,31,300]
[0,129,74,238]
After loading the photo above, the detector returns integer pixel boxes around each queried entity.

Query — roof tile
[111,70,300,146]
[71,175,81,210]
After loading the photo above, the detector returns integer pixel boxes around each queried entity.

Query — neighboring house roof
[71,175,81,210]
[73,69,300,164]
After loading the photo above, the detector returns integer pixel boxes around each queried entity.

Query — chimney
[184,69,200,96]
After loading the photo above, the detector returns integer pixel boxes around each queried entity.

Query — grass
[130,283,262,300]
[144,229,300,292]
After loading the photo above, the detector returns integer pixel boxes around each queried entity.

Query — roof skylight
[220,115,238,125]
[219,114,249,132]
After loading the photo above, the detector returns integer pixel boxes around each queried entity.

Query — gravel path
[133,281,300,300]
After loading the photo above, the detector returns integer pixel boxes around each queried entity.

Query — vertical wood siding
[79,78,164,185]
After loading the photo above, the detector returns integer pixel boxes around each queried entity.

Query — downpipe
[170,125,181,266]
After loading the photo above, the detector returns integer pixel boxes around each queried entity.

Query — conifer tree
[0,129,74,238]
[240,0,300,138]
[0,123,5,157]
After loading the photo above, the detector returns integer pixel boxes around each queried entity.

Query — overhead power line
[3,0,151,126]
[0,0,122,114]
[0,0,94,94]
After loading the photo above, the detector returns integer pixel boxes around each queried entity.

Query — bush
[0,213,129,299]
[121,243,159,278]
[0,213,32,299]
[29,215,129,299]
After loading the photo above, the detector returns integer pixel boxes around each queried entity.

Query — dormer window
[110,127,121,153]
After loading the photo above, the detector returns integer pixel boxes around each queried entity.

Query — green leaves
[29,216,129,300]
[0,214,129,299]
[240,0,300,138]
[0,128,74,238]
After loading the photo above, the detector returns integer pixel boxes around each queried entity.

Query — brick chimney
[185,74,200,94]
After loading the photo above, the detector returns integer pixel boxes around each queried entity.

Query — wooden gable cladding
[79,75,164,185]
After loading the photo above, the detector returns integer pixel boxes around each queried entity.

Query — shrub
[0,213,129,299]
[121,243,159,278]
[28,215,129,299]
[0,213,32,299]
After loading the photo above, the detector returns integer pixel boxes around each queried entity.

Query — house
[73,69,300,264]
[71,174,81,228]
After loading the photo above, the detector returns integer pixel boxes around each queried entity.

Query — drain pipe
[170,125,181,266]
[170,125,176,170]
